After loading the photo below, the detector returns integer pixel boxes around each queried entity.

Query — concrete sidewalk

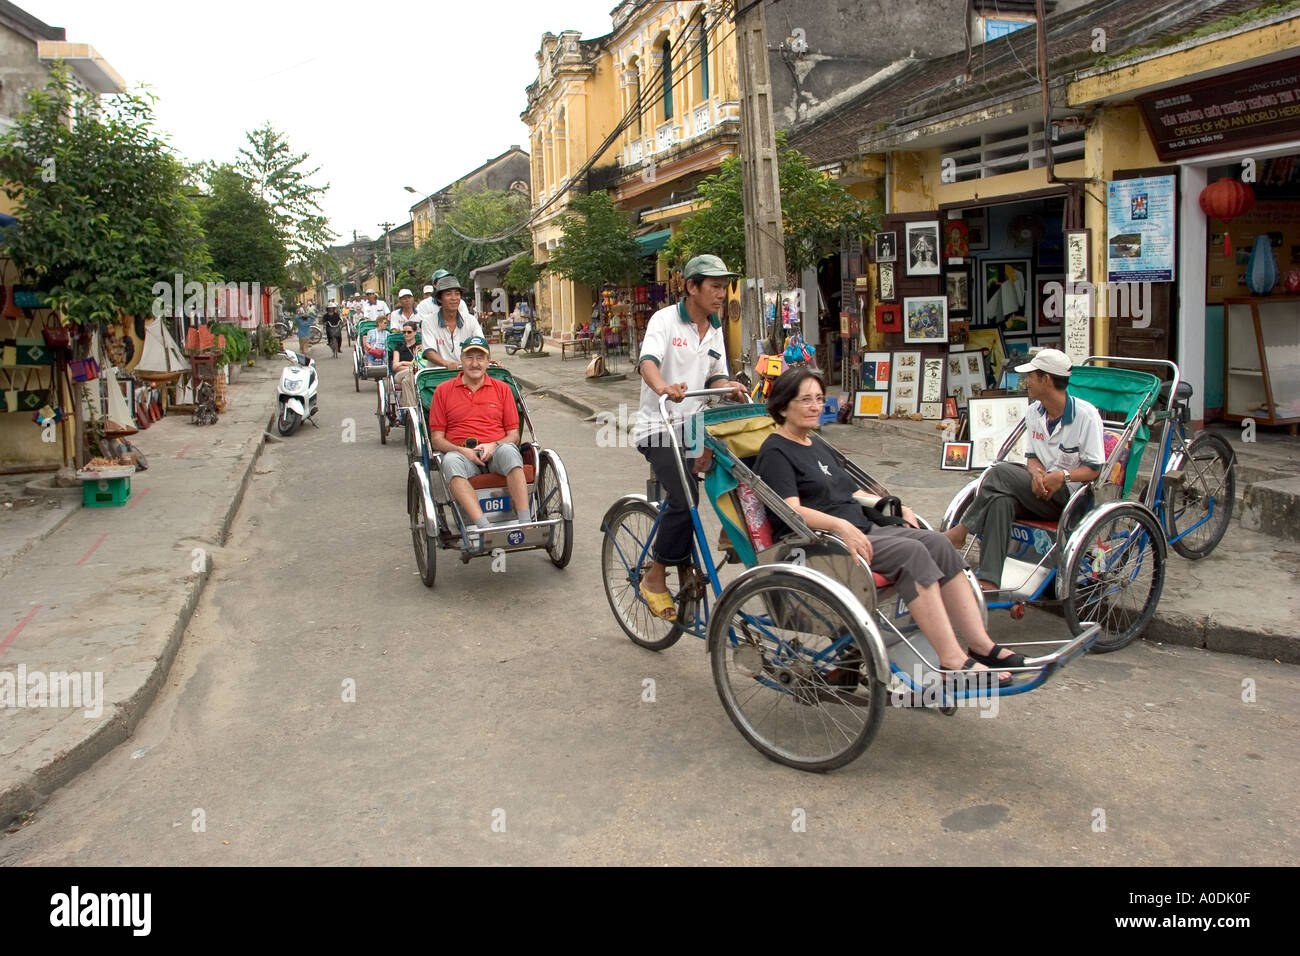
[507,349,1299,665]
[0,365,282,827]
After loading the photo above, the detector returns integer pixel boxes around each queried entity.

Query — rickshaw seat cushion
[872,571,891,588]
[1017,518,1058,532]
[468,464,536,490]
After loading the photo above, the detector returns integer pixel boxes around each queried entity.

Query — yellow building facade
[522,1,742,342]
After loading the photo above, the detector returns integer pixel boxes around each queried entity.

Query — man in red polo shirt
[429,336,530,530]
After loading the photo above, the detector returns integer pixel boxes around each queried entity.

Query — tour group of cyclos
[365,254,1239,772]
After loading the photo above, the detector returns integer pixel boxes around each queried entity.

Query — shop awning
[635,229,671,255]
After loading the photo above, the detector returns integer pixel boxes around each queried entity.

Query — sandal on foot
[639,581,677,621]
[968,643,1026,669]
[945,657,1013,690]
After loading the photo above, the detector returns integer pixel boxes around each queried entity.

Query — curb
[0,378,282,830]
[511,373,604,420]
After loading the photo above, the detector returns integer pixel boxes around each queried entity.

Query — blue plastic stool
[818,397,839,426]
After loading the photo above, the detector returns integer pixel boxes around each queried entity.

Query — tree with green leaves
[547,190,641,291]
[199,165,289,288]
[423,185,531,287]
[237,122,336,288]
[0,65,212,325]
[663,132,878,282]
[504,252,542,296]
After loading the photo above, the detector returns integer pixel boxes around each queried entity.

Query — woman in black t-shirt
[754,367,1026,684]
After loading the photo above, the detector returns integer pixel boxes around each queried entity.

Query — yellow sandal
[639,581,677,621]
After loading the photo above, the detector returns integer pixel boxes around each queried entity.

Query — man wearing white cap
[363,289,389,323]
[389,288,417,328]
[943,348,1105,590]
[421,284,435,305]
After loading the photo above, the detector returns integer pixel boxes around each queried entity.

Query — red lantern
[1199,177,1254,256]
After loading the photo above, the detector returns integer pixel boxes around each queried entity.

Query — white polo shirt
[363,299,389,321]
[1024,393,1105,494]
[632,300,730,446]
[417,299,482,362]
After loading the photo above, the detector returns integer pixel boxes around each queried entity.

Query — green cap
[682,254,739,281]
[460,335,490,354]
[431,269,450,282]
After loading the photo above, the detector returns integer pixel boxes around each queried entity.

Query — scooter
[503,316,543,355]
[277,349,319,436]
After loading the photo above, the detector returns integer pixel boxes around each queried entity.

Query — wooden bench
[560,337,595,361]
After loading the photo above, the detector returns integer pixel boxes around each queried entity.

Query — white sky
[25,0,614,242]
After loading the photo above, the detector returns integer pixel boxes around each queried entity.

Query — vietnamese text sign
[1137,55,1300,161]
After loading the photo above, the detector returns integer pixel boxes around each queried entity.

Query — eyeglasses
[791,396,826,407]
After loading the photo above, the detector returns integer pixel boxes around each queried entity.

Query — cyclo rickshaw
[600,389,1099,773]
[351,319,388,392]
[375,327,419,445]
[940,356,1235,652]
[404,364,573,585]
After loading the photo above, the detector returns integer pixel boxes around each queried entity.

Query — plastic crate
[83,475,131,508]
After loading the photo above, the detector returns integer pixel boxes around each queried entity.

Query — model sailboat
[134,317,188,383]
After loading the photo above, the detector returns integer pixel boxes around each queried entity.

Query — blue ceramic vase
[1246,235,1278,294]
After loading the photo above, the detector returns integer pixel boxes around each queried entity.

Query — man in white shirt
[363,290,389,322]
[632,254,746,620]
[417,274,483,370]
[943,349,1104,589]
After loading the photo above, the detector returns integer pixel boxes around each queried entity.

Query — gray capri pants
[441,442,525,482]
[867,524,968,603]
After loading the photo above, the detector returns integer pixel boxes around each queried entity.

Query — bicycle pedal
[1163,469,1185,484]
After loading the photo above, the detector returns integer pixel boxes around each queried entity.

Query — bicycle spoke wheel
[410,474,436,588]
[601,500,685,651]
[709,568,885,772]
[1065,505,1165,652]
[1165,432,1235,559]
[537,456,572,569]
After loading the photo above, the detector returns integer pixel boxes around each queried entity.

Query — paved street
[2,348,1296,866]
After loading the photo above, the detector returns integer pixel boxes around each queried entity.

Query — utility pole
[379,221,395,298]
[734,0,787,375]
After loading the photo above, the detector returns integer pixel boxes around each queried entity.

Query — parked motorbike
[276,349,319,436]
[503,317,543,355]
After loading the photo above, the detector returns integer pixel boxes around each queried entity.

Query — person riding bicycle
[322,302,343,358]
[363,289,389,323]
[942,348,1104,591]
[390,288,417,331]
[755,366,1020,685]
[632,254,747,621]
[418,275,483,370]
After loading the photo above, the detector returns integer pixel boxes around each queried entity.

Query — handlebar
[656,387,747,423]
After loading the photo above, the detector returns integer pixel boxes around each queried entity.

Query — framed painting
[853,390,889,418]
[965,208,989,251]
[904,221,941,276]
[965,327,1008,386]
[945,262,972,318]
[860,351,891,391]
[969,395,1030,468]
[874,303,902,333]
[874,231,897,263]
[1036,275,1064,328]
[890,350,921,415]
[941,441,972,471]
[943,219,970,259]
[945,348,986,409]
[983,259,1032,332]
[1065,228,1091,284]
[878,262,896,302]
[902,295,948,344]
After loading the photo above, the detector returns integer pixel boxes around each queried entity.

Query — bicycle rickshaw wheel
[1064,504,1165,652]
[537,457,572,569]
[310,325,323,345]
[709,568,886,772]
[377,382,389,445]
[1165,432,1235,560]
[601,499,686,651]
[409,473,437,587]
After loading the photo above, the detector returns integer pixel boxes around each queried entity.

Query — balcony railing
[692,104,711,136]
[655,122,674,154]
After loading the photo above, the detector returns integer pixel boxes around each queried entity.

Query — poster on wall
[905,222,941,276]
[1106,176,1176,282]
[1063,292,1091,365]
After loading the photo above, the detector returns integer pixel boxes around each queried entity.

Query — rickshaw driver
[633,254,748,621]
[417,274,483,371]
[943,348,1105,590]
[428,336,531,532]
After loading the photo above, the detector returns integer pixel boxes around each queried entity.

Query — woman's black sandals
[968,643,1026,669]
[946,657,1014,690]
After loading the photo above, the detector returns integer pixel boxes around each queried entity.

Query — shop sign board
[1106,176,1176,283]
[1137,55,1300,161]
